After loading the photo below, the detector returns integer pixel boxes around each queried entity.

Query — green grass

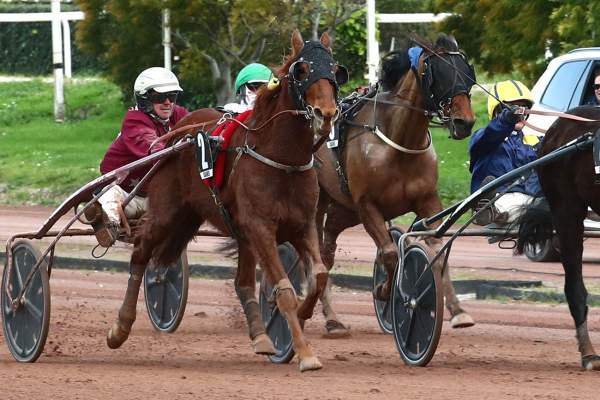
[0,78,123,205]
[0,76,489,208]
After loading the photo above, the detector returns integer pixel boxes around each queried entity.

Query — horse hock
[274,278,322,372]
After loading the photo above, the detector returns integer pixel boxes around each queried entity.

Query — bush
[0,2,104,75]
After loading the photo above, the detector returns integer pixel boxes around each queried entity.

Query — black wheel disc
[143,251,189,333]
[392,242,443,367]
[259,242,303,364]
[1,239,51,362]
[524,236,560,262]
[373,227,403,334]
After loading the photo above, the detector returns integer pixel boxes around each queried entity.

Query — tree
[432,0,600,82]
[77,0,368,107]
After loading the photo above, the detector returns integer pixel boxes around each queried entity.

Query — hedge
[0,2,104,75]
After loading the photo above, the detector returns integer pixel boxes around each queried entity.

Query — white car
[524,47,600,134]
[520,48,600,261]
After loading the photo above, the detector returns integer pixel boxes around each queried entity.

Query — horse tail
[513,197,554,255]
[217,238,239,260]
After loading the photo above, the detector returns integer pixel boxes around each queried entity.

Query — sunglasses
[594,84,600,90]
[147,91,178,104]
[245,82,265,92]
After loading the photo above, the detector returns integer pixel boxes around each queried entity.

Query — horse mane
[379,33,459,92]
[380,51,410,91]
[434,33,459,52]
[251,51,300,121]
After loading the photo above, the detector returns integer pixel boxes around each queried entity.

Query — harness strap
[372,126,433,154]
[237,144,314,173]
[343,120,433,154]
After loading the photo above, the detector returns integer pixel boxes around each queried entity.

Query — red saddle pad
[203,110,252,189]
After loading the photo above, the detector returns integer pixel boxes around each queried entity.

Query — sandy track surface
[2,205,600,399]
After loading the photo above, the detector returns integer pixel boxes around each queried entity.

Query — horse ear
[320,31,332,51]
[291,29,304,56]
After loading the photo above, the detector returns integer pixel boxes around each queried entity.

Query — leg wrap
[242,298,264,340]
[576,320,595,356]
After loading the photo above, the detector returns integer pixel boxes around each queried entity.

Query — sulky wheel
[259,242,304,364]
[1,239,51,363]
[373,226,404,334]
[392,241,443,367]
[524,236,560,262]
[143,251,189,333]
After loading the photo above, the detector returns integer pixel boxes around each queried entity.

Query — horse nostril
[313,107,324,120]
[453,118,475,132]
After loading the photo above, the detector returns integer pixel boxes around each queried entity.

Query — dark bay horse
[315,34,477,336]
[517,106,600,370]
[106,30,343,372]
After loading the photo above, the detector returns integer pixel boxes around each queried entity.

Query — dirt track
[2,205,600,399]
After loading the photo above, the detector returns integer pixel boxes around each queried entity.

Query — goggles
[148,91,179,104]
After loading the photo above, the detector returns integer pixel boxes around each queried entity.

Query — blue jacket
[469,109,542,196]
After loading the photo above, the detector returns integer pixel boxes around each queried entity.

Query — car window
[571,61,594,108]
[540,60,589,111]
[576,61,600,107]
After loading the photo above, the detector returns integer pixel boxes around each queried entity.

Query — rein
[150,108,310,151]
[518,108,600,134]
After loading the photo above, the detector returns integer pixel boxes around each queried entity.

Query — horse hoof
[322,320,351,339]
[450,312,475,329]
[252,333,276,355]
[299,356,323,372]
[106,321,129,349]
[582,355,600,370]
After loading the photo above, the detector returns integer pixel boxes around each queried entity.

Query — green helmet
[234,63,272,94]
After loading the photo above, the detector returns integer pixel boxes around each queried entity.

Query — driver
[223,63,272,113]
[469,80,542,225]
[86,67,189,247]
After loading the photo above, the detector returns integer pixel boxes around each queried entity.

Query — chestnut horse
[315,34,477,336]
[516,106,600,370]
[106,30,344,372]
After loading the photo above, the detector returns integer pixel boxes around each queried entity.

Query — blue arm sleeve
[469,110,516,158]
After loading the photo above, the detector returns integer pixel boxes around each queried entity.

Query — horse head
[284,30,347,137]
[418,34,476,140]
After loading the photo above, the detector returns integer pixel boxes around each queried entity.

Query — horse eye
[335,65,349,86]
[291,61,309,82]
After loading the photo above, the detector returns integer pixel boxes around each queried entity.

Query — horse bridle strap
[235,144,314,173]
[362,95,438,118]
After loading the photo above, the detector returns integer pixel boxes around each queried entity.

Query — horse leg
[235,241,275,355]
[106,223,167,349]
[416,196,474,328]
[319,202,360,337]
[289,222,329,322]
[251,230,322,372]
[554,204,600,370]
[356,198,397,301]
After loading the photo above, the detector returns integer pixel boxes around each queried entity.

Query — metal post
[366,0,379,84]
[51,0,65,122]
[163,8,172,70]
[61,19,72,78]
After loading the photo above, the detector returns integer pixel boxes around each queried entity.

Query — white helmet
[133,67,182,95]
